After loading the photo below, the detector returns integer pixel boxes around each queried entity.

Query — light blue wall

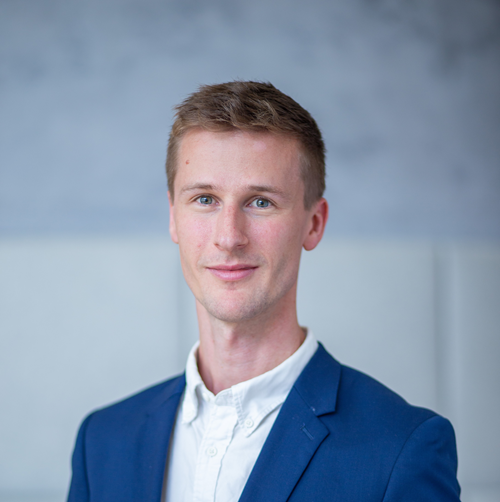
[1,0,499,238]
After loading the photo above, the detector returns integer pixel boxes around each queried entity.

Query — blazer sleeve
[67,413,93,502]
[382,415,461,501]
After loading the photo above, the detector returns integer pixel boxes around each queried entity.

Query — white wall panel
[1,236,499,500]
[447,245,500,500]
[0,237,181,493]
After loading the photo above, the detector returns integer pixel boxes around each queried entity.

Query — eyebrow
[179,183,218,195]
[247,185,290,199]
[179,183,290,200]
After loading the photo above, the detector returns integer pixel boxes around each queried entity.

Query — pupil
[201,196,211,204]
[257,199,268,207]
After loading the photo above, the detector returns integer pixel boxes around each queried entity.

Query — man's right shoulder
[81,373,186,433]
[68,374,186,501]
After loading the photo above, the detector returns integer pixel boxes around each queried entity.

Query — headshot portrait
[1,2,499,502]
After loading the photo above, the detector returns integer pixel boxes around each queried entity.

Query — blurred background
[0,0,499,500]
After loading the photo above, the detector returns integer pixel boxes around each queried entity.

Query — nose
[213,204,249,252]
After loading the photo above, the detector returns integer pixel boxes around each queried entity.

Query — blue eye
[198,196,213,205]
[253,198,270,208]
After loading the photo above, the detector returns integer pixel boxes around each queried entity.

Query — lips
[207,264,258,281]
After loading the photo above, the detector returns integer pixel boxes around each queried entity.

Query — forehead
[175,129,302,189]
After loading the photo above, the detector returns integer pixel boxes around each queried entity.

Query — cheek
[177,216,212,255]
[250,217,304,258]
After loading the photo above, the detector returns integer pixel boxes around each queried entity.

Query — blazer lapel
[238,344,341,502]
[133,375,186,502]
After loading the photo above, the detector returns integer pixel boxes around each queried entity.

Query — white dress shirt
[164,330,318,502]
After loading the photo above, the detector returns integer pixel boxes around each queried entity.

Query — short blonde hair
[166,81,326,209]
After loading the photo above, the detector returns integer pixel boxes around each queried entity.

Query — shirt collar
[181,329,318,436]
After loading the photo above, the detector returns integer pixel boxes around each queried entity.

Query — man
[67,81,460,501]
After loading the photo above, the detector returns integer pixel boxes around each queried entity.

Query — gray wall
[1,1,499,501]
[1,0,499,238]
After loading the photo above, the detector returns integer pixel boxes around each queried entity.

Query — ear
[168,191,179,244]
[303,198,328,251]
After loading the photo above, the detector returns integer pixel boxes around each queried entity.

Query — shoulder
[68,374,186,501]
[290,345,460,499]
[338,363,437,431]
[337,365,460,498]
[82,373,185,434]
[303,344,455,457]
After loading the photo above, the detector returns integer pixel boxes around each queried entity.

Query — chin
[201,294,273,324]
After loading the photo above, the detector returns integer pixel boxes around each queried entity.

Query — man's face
[169,128,326,324]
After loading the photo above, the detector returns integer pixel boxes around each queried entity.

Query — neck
[195,296,305,395]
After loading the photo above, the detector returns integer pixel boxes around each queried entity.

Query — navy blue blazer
[67,344,460,501]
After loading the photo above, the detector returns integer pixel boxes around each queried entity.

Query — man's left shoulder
[334,362,460,499]
[304,343,447,434]
[338,361,439,432]
[286,344,460,500]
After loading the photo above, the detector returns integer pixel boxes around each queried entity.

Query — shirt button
[206,446,217,457]
[244,418,254,428]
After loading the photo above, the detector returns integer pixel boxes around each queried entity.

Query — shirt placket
[192,393,238,502]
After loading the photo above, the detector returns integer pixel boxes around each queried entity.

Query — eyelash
[194,195,272,208]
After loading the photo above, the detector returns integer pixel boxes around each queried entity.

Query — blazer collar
[132,344,342,502]
[145,373,186,417]
[293,342,341,416]
[238,343,342,502]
